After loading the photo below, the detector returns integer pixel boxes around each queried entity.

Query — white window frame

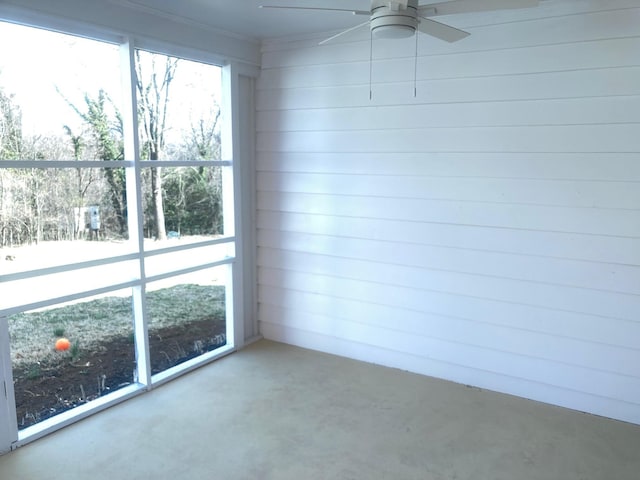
[0,21,246,452]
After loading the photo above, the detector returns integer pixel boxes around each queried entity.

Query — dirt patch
[13,318,226,429]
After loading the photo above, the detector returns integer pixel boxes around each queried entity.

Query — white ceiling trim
[107,0,260,43]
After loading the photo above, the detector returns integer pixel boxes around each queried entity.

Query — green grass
[26,364,42,380]
[69,341,81,362]
[8,283,225,368]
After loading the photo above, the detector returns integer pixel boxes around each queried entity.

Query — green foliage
[66,89,127,237]
[163,166,223,235]
[53,327,65,337]
[62,125,84,161]
[67,90,123,162]
[26,364,42,380]
[69,341,81,362]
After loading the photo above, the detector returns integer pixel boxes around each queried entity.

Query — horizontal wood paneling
[256,1,640,423]
[257,171,640,209]
[257,125,640,153]
[257,68,640,110]
[258,269,640,351]
[257,96,640,132]
[258,248,640,320]
[257,211,640,265]
[258,191,640,237]
[257,151,640,180]
[257,230,640,293]
[260,37,640,89]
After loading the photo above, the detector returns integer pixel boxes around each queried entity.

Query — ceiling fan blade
[417,17,470,42]
[259,5,369,15]
[319,20,371,45]
[418,0,538,17]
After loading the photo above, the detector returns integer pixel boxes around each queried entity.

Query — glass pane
[144,243,233,279]
[1,260,139,311]
[9,289,136,429]
[135,50,222,162]
[140,166,227,242]
[147,268,227,376]
[0,22,122,161]
[0,167,132,276]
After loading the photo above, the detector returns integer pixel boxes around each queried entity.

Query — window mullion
[120,38,152,387]
[221,63,244,349]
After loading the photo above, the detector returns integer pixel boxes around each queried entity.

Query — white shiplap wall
[256,0,640,424]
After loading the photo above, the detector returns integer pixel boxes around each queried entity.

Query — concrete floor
[1,340,639,479]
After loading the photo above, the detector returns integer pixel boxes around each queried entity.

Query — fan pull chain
[414,31,418,97]
[369,28,373,100]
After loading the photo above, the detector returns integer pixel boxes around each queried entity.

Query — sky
[0,20,222,145]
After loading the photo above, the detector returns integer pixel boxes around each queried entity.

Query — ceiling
[114,0,556,45]
[117,0,397,41]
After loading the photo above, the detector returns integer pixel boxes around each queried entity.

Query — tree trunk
[151,166,166,240]
[104,167,127,236]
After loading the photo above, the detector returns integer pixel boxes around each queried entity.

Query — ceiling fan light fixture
[370,9,418,39]
[372,24,415,39]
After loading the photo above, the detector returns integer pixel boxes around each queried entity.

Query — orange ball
[55,338,71,351]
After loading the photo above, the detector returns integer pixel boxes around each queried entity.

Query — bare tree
[63,125,96,239]
[0,88,23,160]
[135,50,179,241]
[0,87,26,245]
[189,111,221,161]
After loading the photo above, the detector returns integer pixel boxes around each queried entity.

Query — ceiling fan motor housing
[370,0,419,39]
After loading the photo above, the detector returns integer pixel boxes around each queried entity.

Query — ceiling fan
[260,0,539,45]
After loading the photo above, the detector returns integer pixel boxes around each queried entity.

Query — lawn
[10,283,226,428]
[8,284,225,368]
